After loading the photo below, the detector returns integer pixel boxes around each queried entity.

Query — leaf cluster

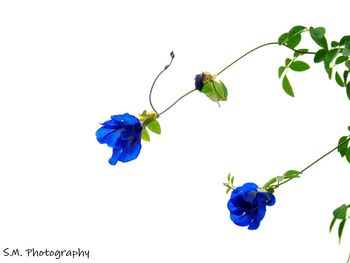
[263,170,301,192]
[330,204,350,243]
[224,173,235,194]
[139,110,161,142]
[201,80,228,104]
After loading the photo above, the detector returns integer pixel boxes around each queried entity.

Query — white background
[1,0,350,262]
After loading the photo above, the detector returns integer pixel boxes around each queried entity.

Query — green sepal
[141,128,150,142]
[201,80,228,102]
[147,119,161,134]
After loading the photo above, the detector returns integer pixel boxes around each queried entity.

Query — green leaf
[314,49,327,63]
[324,62,333,79]
[325,49,340,65]
[344,70,349,84]
[346,61,350,70]
[342,42,350,56]
[333,204,348,219]
[230,175,234,185]
[335,72,345,87]
[201,80,228,102]
[338,219,346,243]
[331,41,339,48]
[330,217,337,232]
[346,148,350,163]
[294,48,308,57]
[347,82,350,100]
[227,173,231,182]
[340,35,350,46]
[141,128,150,142]
[285,58,292,67]
[147,119,161,134]
[226,187,231,194]
[283,170,301,179]
[335,56,348,64]
[287,34,301,49]
[278,32,289,45]
[282,75,294,97]
[338,136,349,157]
[311,33,328,50]
[290,61,310,72]
[278,66,286,78]
[310,27,326,39]
[289,25,306,37]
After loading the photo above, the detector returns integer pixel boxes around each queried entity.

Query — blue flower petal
[119,142,142,162]
[96,127,115,144]
[109,147,122,165]
[105,130,123,148]
[101,119,118,128]
[267,194,276,206]
[230,212,253,227]
[112,113,140,126]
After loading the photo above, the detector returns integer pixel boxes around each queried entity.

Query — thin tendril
[216,42,316,76]
[277,136,350,188]
[158,89,196,117]
[149,51,175,115]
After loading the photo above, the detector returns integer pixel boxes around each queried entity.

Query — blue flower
[227,182,276,230]
[96,113,142,165]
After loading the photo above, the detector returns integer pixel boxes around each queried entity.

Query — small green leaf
[346,82,350,100]
[141,128,150,142]
[330,217,337,232]
[226,187,231,194]
[331,41,339,48]
[338,219,346,243]
[340,36,350,46]
[335,72,345,87]
[346,148,350,163]
[285,58,292,67]
[325,49,340,65]
[294,48,308,57]
[338,136,349,157]
[335,56,348,64]
[278,32,289,45]
[201,80,228,102]
[333,204,348,219]
[147,119,161,134]
[227,173,231,182]
[342,42,350,56]
[141,110,147,115]
[230,175,234,185]
[287,34,301,49]
[284,170,301,179]
[324,62,333,79]
[282,75,294,97]
[311,33,328,50]
[346,61,350,70]
[344,70,349,84]
[310,27,326,39]
[289,25,306,37]
[278,66,286,78]
[314,49,327,63]
[289,61,310,72]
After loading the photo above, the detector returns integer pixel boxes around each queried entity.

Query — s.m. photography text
[3,247,90,260]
